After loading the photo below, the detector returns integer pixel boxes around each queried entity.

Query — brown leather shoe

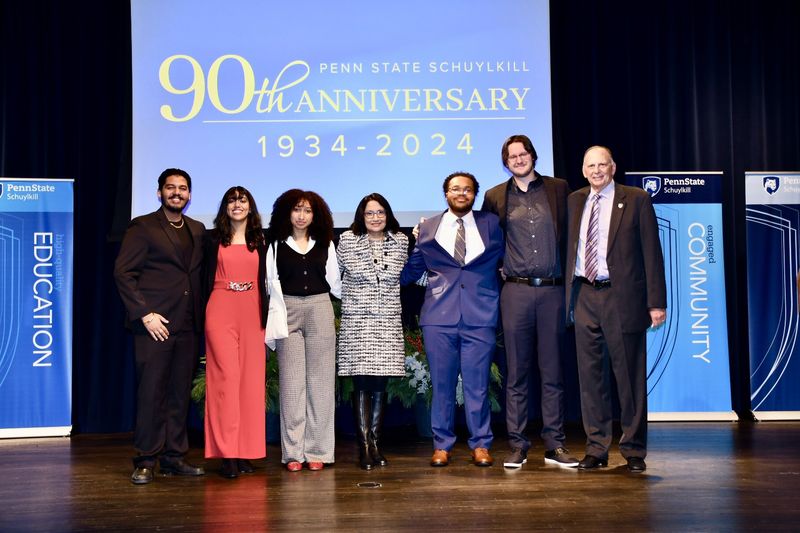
[471,447,493,467]
[430,449,451,467]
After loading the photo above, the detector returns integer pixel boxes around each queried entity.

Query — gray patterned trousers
[276,293,336,464]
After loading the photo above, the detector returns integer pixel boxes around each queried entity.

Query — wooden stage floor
[1,422,799,532]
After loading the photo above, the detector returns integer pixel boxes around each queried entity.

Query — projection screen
[131,0,553,227]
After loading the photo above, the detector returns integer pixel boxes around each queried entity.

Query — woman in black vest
[265,189,341,472]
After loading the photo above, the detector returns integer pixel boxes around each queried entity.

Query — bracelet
[143,313,154,324]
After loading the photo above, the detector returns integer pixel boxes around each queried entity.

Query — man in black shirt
[115,168,207,484]
[482,135,577,469]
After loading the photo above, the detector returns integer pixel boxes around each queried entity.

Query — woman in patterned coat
[337,193,408,470]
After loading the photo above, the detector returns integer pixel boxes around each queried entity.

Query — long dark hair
[349,192,400,235]
[212,186,265,251]
[267,189,334,248]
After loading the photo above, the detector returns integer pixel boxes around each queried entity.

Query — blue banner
[0,178,73,437]
[745,172,800,416]
[625,172,733,418]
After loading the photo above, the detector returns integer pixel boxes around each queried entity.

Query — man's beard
[161,195,187,214]
[447,196,475,217]
[509,162,534,179]
[510,167,532,179]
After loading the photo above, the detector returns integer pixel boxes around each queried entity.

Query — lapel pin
[617,203,623,209]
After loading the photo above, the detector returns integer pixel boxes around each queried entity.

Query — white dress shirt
[575,181,614,281]
[434,209,485,264]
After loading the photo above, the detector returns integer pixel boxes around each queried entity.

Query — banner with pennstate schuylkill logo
[745,172,800,419]
[624,172,735,420]
[0,178,73,438]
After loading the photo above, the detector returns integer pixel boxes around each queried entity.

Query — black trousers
[573,282,647,459]
[133,329,199,467]
[501,282,566,451]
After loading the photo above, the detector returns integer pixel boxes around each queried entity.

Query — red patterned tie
[584,194,601,282]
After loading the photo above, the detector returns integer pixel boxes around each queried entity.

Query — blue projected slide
[131,0,553,226]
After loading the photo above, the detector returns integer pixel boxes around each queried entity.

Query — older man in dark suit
[566,146,666,472]
[115,168,207,484]
[401,171,504,468]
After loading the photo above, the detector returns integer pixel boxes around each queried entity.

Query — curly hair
[211,186,265,251]
[442,171,480,195]
[267,189,334,247]
[349,192,401,235]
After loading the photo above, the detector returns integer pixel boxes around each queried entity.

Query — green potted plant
[192,302,503,439]
[191,352,280,416]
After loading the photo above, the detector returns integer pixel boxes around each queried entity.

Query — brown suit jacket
[565,182,666,333]
[114,209,206,334]
[481,172,570,272]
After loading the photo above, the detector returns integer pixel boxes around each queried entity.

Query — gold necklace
[168,218,185,229]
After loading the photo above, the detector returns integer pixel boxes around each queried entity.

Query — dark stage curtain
[550,0,800,417]
[1,1,798,431]
[1,2,135,432]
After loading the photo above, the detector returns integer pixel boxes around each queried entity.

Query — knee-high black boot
[354,391,374,470]
[368,392,388,466]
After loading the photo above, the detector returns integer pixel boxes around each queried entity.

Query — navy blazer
[400,210,504,328]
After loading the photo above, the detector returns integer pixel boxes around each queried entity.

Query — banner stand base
[649,411,739,422]
[0,426,72,439]
[752,411,800,421]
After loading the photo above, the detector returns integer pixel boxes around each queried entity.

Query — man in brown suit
[565,146,666,472]
[115,168,207,484]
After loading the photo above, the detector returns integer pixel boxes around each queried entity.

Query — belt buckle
[227,281,252,292]
[529,277,543,287]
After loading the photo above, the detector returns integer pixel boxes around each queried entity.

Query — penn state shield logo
[642,176,661,197]
[763,176,780,195]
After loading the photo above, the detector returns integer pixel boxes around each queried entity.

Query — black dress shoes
[626,456,647,472]
[220,459,239,479]
[237,459,255,473]
[159,457,205,476]
[131,466,154,485]
[577,455,608,470]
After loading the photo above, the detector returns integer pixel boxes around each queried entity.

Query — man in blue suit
[401,172,504,467]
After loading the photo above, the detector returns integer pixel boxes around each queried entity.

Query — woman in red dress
[204,186,268,478]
